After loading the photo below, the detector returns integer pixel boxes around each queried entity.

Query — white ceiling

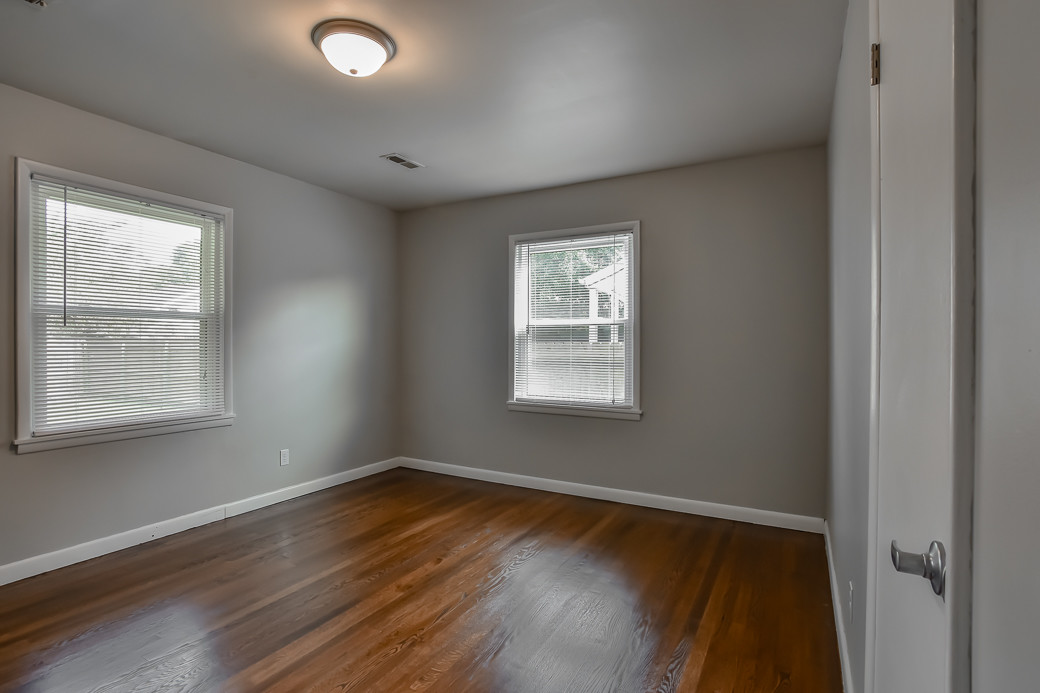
[0,0,847,211]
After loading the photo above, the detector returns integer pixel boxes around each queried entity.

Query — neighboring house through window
[509,221,641,420]
[14,159,233,453]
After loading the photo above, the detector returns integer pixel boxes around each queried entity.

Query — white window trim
[508,220,642,420]
[14,158,234,453]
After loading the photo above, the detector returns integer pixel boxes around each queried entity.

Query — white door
[870,0,974,690]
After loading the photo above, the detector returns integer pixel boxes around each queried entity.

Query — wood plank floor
[0,469,842,692]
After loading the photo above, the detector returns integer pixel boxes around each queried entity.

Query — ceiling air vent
[379,153,425,170]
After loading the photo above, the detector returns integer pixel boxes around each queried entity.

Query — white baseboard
[1,455,825,588]
[0,457,398,587]
[0,505,228,589]
[825,521,855,693]
[396,457,825,534]
[224,458,398,518]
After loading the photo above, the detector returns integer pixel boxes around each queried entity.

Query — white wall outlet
[279,448,290,466]
[848,580,855,623]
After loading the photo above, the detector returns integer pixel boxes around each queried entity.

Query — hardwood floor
[0,469,842,692]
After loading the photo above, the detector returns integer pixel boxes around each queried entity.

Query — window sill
[13,414,235,454]
[507,401,642,421]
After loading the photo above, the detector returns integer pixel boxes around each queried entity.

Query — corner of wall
[825,521,856,693]
[391,208,407,457]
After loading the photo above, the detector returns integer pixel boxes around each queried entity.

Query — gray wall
[399,147,829,518]
[974,0,1040,688]
[826,0,871,689]
[0,84,399,566]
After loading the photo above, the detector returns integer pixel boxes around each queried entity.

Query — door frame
[864,0,977,690]
[863,2,881,690]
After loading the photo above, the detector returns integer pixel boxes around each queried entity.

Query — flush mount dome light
[312,19,396,77]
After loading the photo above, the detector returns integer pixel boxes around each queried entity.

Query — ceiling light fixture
[312,19,396,78]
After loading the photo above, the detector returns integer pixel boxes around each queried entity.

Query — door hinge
[870,43,881,85]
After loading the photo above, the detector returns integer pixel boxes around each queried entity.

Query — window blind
[28,176,227,436]
[512,230,634,408]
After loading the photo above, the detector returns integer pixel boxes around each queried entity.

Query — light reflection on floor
[477,540,659,692]
[21,600,226,693]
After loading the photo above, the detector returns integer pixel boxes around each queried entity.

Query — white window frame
[508,220,641,420]
[14,159,234,453]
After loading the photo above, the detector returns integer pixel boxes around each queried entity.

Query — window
[509,221,641,420]
[14,159,233,453]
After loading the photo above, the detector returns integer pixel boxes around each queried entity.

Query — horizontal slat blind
[29,177,226,435]
[513,231,633,407]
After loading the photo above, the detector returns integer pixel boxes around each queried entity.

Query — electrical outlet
[848,580,855,623]
[279,449,290,466]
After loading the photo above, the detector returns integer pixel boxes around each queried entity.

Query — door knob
[890,539,946,598]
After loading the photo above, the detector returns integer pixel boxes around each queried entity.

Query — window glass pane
[522,329,628,403]
[530,244,623,320]
[55,199,204,313]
